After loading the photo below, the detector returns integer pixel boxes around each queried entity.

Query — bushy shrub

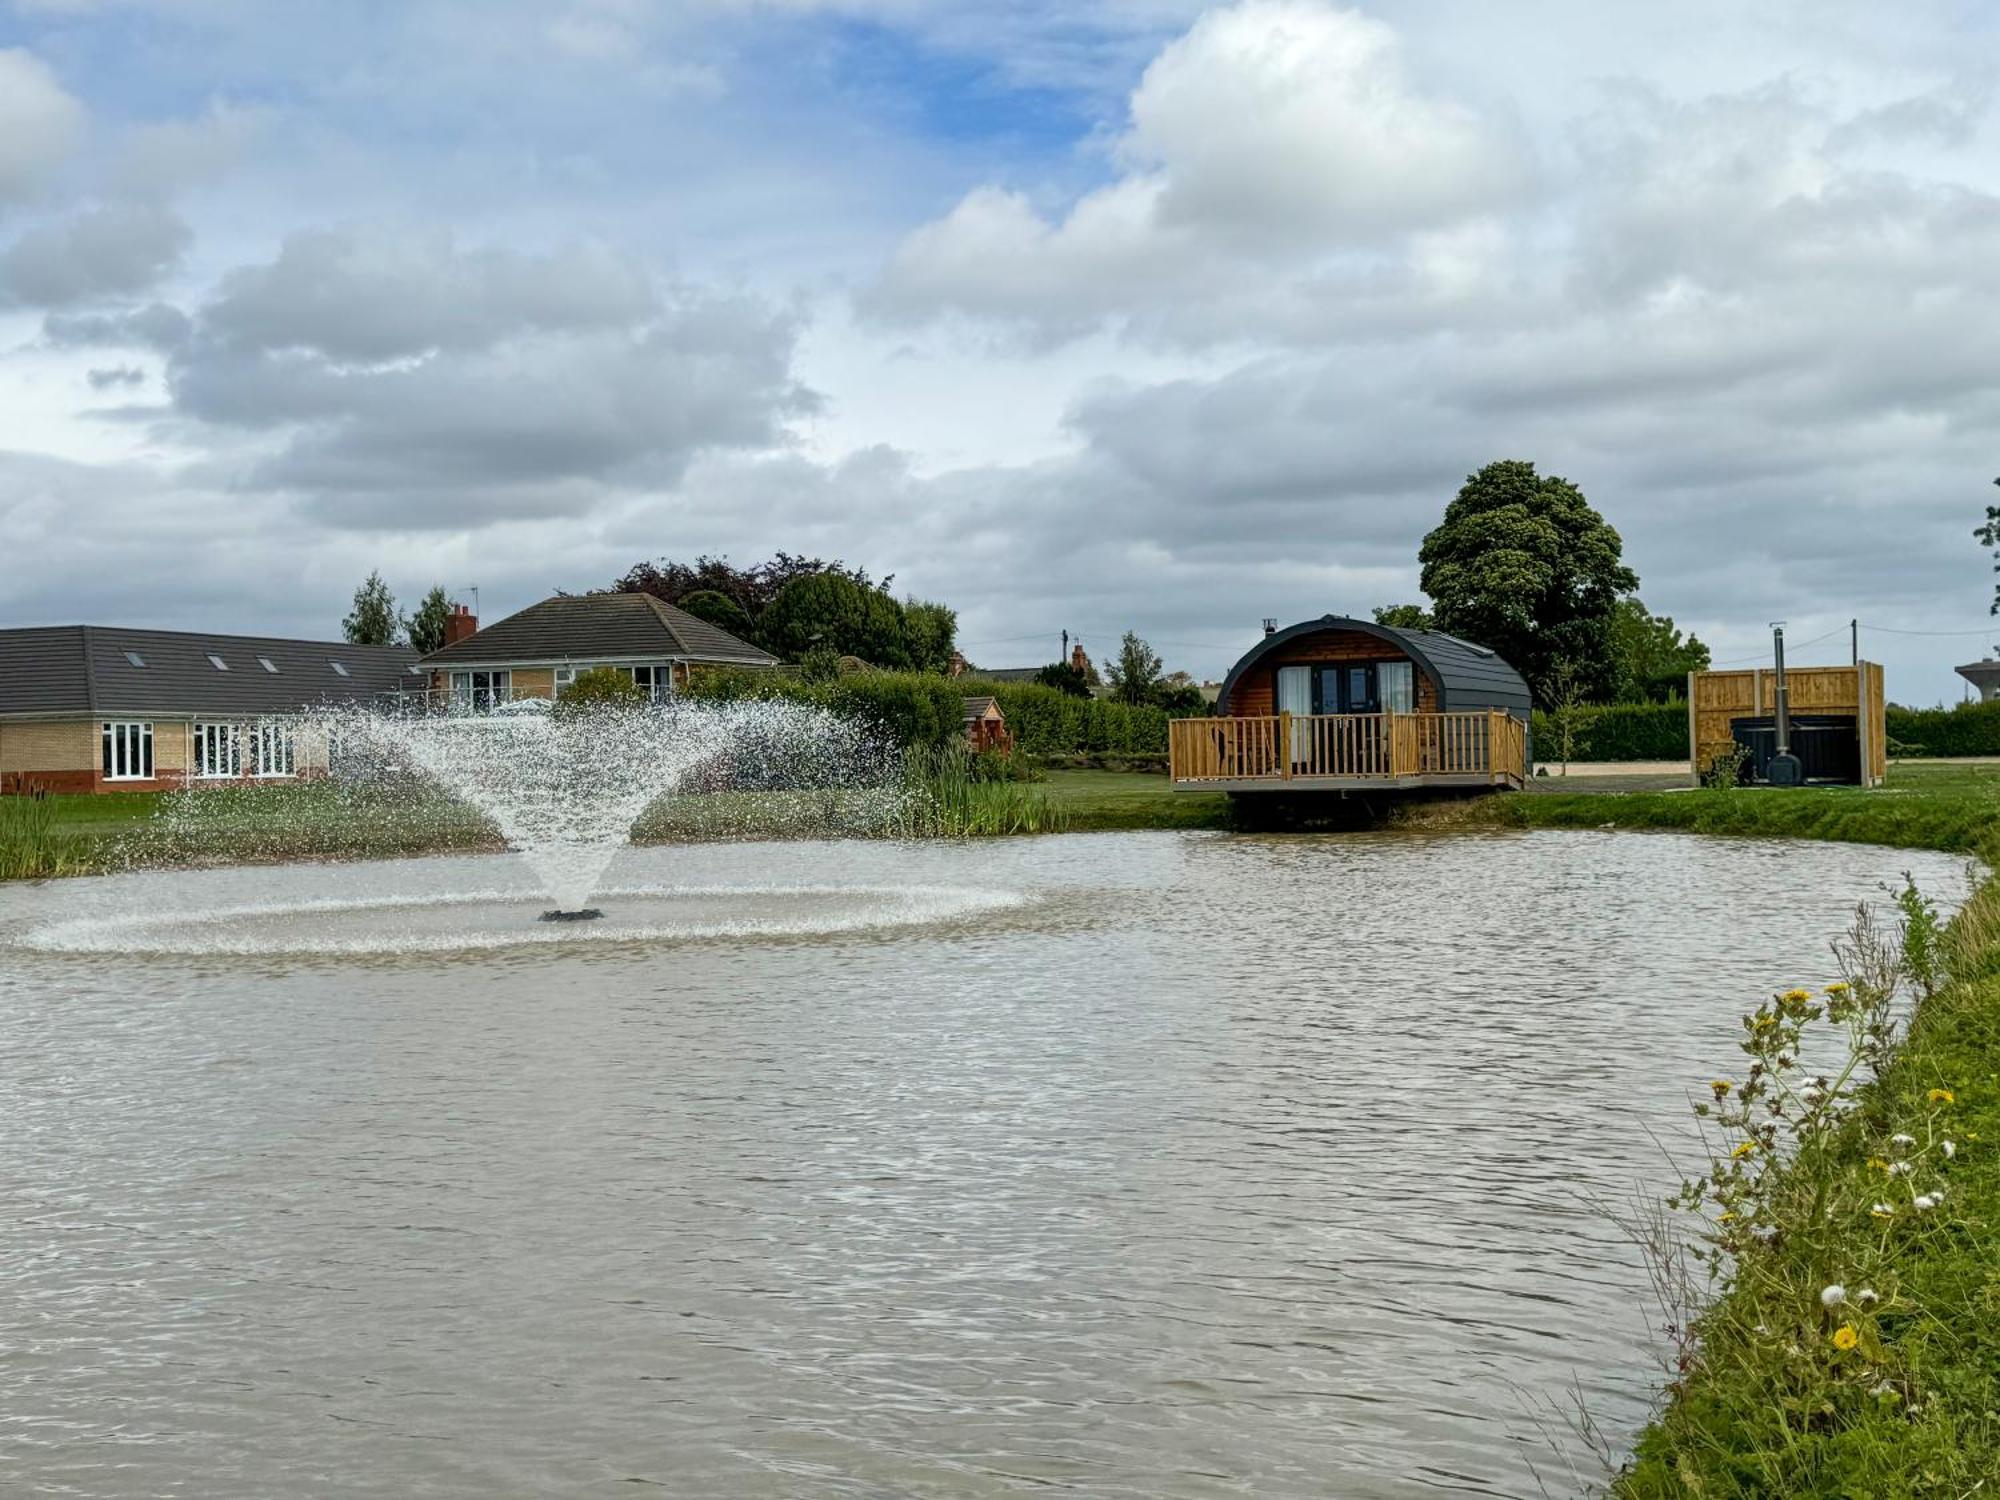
[1529,699,1688,761]
[965,681,1171,756]
[1884,701,2000,758]
[556,665,648,713]
[682,668,965,750]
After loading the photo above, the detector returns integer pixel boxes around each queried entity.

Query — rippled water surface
[0,829,1971,1498]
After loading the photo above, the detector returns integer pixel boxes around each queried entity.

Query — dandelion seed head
[1820,1284,1846,1308]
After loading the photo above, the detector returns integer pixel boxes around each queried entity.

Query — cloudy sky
[2,0,1996,699]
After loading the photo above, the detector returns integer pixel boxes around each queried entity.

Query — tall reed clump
[899,744,1070,836]
[1617,871,1999,1494]
[0,793,89,880]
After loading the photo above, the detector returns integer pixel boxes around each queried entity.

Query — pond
[0,829,1971,1498]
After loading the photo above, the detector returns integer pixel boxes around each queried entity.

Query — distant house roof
[418,592,776,669]
[0,625,424,718]
[975,666,1044,683]
[1215,615,1534,717]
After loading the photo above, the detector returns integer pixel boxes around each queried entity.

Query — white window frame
[101,721,154,781]
[251,722,295,778]
[625,663,670,702]
[450,669,511,709]
[554,665,578,694]
[193,721,243,779]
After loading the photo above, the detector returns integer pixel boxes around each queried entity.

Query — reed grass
[0,793,88,880]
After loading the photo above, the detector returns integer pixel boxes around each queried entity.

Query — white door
[1275,665,1312,762]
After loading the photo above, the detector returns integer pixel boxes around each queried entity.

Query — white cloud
[0,50,87,206]
[872,1,1528,334]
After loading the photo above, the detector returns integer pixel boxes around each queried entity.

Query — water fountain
[324,695,897,920]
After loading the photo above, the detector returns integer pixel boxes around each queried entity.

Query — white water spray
[320,697,893,915]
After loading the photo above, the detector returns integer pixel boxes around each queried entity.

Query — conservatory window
[101,721,154,780]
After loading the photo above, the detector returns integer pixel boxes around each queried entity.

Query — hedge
[681,669,966,750]
[1530,700,1688,762]
[963,680,1171,757]
[1884,700,2000,757]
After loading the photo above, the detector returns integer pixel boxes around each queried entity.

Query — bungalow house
[0,625,423,794]
[1167,615,1532,793]
[414,592,775,707]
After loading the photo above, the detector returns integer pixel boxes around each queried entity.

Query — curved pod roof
[1215,616,1532,717]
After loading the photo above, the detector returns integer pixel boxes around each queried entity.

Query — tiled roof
[418,592,775,668]
[0,625,425,717]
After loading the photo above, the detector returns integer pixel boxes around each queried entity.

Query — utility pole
[1851,618,1858,666]
[1062,629,1069,662]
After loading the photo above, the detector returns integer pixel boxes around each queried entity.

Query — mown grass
[1447,762,2000,855]
[1613,861,2000,1496]
[1044,769,1230,831]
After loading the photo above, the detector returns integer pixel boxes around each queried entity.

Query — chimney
[444,602,478,646]
[1263,618,1277,636]
[947,650,967,678]
[1071,641,1090,675]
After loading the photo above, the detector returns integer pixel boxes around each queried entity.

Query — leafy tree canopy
[1033,661,1091,698]
[1104,630,1164,706]
[1417,459,1638,705]
[758,571,912,668]
[343,570,402,646]
[902,599,958,675]
[1372,603,1435,630]
[404,584,454,654]
[1610,596,1710,702]
[676,588,758,641]
[614,552,886,619]
[1975,476,2000,614]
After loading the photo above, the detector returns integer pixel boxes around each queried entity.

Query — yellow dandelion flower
[1825,981,1851,996]
[1867,1157,1890,1173]
[1731,1141,1756,1160]
[1782,988,1812,1003]
[1711,1080,1733,1096]
[1831,1325,1859,1352]
[1928,1089,1956,1105]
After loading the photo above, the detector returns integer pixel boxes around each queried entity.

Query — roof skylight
[258,657,279,673]
[207,654,229,670]
[328,660,350,677]
[123,651,146,668]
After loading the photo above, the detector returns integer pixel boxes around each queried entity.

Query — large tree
[1104,630,1164,706]
[675,588,759,642]
[758,572,912,667]
[1976,476,2000,613]
[614,552,885,619]
[1609,596,1710,702]
[901,599,957,674]
[1417,460,1637,704]
[404,584,454,654]
[343,570,403,646]
[1372,603,1435,630]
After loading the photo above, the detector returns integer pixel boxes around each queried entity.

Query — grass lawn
[1442,760,2000,855]
[1043,769,1229,831]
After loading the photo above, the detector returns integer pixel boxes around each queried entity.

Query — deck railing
[1169,710,1526,786]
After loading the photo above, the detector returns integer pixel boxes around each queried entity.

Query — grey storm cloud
[1,201,191,307]
[41,228,823,528]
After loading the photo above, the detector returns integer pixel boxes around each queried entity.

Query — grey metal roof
[1214,616,1533,717]
[0,625,425,718]
[419,593,775,668]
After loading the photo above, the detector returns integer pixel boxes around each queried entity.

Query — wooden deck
[1168,711,1527,792]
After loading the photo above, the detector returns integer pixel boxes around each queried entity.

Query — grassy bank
[1438,762,2000,855]
[1612,864,2000,1495]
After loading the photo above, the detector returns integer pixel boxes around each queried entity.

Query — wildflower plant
[1653,887,1966,1445]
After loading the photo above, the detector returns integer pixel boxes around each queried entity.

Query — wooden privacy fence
[1169,710,1526,786]
[1688,662,1884,786]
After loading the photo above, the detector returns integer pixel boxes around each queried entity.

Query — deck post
[1278,711,1292,780]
